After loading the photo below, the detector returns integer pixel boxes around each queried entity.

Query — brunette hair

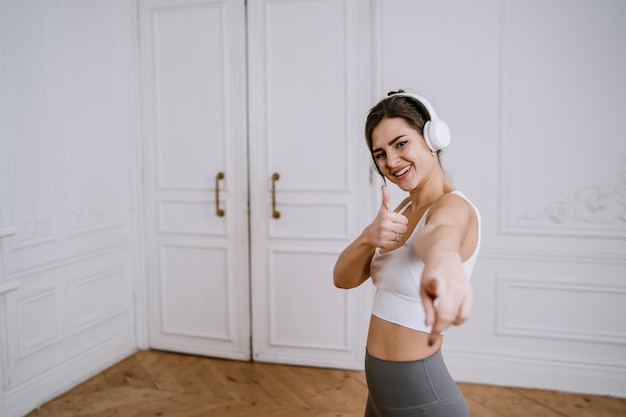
[364,89,432,152]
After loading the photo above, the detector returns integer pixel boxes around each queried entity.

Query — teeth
[394,165,411,177]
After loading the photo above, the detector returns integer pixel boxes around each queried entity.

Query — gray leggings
[364,349,469,417]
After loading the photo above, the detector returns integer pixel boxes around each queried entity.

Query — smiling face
[371,117,437,191]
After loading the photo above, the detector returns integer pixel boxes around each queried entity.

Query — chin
[391,181,412,192]
[398,178,421,192]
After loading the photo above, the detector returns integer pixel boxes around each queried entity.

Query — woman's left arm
[413,194,477,341]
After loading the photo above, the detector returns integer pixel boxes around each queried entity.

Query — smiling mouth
[393,164,412,177]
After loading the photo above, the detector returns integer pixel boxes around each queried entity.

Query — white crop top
[369,191,481,334]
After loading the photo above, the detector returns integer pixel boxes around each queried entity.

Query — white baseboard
[3,332,136,417]
[443,348,626,398]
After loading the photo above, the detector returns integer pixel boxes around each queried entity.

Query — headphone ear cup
[424,119,451,152]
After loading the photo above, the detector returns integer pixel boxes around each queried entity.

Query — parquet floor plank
[460,383,567,417]
[215,361,309,408]
[135,351,211,395]
[206,358,292,406]
[184,358,243,402]
[512,387,626,417]
[100,355,158,390]
[253,362,366,413]
[25,350,626,417]
[463,396,507,417]
[35,386,180,415]
[165,401,303,417]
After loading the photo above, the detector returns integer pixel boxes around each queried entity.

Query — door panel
[268,250,350,350]
[248,0,372,369]
[159,245,229,338]
[139,0,250,360]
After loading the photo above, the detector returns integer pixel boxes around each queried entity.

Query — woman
[334,91,481,416]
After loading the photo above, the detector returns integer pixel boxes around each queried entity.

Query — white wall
[0,1,142,415]
[373,0,626,396]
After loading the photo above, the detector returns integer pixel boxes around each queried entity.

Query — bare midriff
[366,315,443,361]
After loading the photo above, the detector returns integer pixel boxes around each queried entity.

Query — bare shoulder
[427,192,476,226]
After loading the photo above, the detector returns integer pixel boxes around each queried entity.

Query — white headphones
[385,92,451,152]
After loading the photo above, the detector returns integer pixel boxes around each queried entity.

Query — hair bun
[386,89,405,96]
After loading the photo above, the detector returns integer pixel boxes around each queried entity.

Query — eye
[396,140,408,149]
[373,152,386,160]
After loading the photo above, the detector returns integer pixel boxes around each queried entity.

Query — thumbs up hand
[379,183,392,212]
[364,185,409,250]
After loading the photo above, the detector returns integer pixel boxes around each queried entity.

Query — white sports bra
[369,191,481,334]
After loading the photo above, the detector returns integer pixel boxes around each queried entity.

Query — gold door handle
[271,172,280,219]
[215,172,225,217]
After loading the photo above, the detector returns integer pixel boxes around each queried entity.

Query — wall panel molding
[497,0,626,239]
[68,177,123,237]
[3,332,134,416]
[444,347,626,397]
[3,0,60,250]
[69,267,126,335]
[16,289,62,359]
[4,245,129,280]
[496,276,626,344]
[518,164,626,228]
[479,247,626,264]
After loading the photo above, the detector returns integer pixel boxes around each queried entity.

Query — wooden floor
[26,350,626,417]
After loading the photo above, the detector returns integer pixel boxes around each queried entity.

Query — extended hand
[420,256,473,343]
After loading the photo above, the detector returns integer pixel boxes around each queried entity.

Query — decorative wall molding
[69,267,126,335]
[70,176,122,236]
[3,245,129,280]
[14,185,56,249]
[479,247,626,264]
[444,347,626,397]
[497,0,626,239]
[4,331,135,416]
[519,162,626,228]
[16,289,62,359]
[496,276,626,344]
[4,0,58,251]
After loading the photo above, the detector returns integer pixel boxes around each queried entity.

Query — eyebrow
[371,135,406,154]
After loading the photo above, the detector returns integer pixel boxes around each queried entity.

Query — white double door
[139,0,372,368]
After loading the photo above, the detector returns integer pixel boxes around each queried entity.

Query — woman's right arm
[334,186,408,289]
[333,235,377,289]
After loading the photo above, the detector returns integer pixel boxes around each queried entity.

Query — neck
[407,170,454,212]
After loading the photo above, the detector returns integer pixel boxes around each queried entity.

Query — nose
[386,151,401,168]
